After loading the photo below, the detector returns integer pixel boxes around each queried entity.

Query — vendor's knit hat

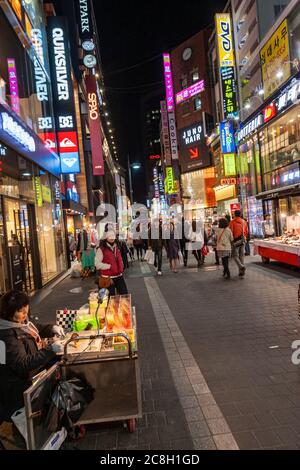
[105,230,116,240]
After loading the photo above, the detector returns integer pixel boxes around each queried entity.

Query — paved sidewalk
[2,254,300,450]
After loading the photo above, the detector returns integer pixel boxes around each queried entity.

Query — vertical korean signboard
[163,53,175,112]
[47,17,80,174]
[7,59,20,115]
[215,13,238,119]
[260,20,290,99]
[85,74,104,176]
[160,100,172,165]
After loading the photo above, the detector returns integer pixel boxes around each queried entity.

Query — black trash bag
[45,377,94,432]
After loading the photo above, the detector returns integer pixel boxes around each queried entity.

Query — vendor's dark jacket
[0,323,55,421]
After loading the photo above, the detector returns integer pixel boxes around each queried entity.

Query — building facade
[0,0,68,293]
[170,29,216,222]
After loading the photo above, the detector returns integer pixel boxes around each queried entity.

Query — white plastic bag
[178,251,184,266]
[148,250,155,265]
[70,261,82,278]
[144,249,152,262]
[11,408,28,448]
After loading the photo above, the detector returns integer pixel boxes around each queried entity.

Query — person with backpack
[230,210,249,277]
[216,218,233,280]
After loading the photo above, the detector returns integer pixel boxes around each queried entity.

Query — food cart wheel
[262,256,270,264]
[127,419,136,433]
[68,425,86,441]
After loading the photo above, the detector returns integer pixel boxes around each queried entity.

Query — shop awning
[62,199,88,216]
[256,184,300,200]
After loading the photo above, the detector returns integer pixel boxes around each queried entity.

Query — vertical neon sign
[7,59,20,115]
[163,53,174,112]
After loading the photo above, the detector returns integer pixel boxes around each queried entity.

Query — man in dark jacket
[0,291,63,422]
[149,219,166,276]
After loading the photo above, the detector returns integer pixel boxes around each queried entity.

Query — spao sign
[88,93,98,120]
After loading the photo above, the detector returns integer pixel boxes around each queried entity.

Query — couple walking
[216,210,248,279]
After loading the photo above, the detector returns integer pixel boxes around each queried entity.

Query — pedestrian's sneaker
[239,266,246,277]
[157,271,162,276]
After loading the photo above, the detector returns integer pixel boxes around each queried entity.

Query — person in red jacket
[95,231,128,295]
[229,210,249,277]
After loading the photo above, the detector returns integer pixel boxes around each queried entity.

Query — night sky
[94,0,227,202]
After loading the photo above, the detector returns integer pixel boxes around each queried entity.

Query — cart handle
[62,332,133,360]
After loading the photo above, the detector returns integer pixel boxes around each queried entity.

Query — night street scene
[2,0,300,458]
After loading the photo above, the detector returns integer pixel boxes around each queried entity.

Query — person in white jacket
[216,218,234,280]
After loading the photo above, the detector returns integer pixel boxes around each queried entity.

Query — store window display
[260,108,300,180]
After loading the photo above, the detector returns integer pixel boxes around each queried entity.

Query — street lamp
[127,155,141,204]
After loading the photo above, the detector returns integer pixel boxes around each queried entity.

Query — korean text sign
[220,67,238,118]
[163,54,175,112]
[260,19,291,99]
[220,121,235,154]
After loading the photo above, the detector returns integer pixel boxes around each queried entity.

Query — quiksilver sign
[31,29,49,102]
[51,28,69,101]
[47,17,80,174]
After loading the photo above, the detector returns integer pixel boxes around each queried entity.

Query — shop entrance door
[4,198,36,292]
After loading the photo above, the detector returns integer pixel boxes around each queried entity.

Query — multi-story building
[170,29,217,222]
[232,0,292,121]
[140,91,163,205]
[207,4,241,219]
[236,0,300,238]
[50,0,119,234]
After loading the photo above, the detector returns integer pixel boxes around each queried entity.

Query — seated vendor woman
[0,291,64,422]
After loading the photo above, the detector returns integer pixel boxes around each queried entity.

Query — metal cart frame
[24,331,142,449]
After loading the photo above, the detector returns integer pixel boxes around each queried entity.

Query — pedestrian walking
[95,230,128,295]
[216,218,233,280]
[244,218,251,256]
[149,219,165,276]
[230,210,249,277]
[127,231,135,260]
[166,222,180,273]
[210,220,220,265]
[188,220,204,267]
[180,217,190,267]
[68,233,76,262]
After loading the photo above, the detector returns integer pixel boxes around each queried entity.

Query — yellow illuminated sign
[42,185,52,203]
[165,166,177,195]
[216,13,235,67]
[34,177,43,207]
[260,19,290,99]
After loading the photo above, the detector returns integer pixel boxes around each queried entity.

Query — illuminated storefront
[238,71,300,237]
[0,3,67,292]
